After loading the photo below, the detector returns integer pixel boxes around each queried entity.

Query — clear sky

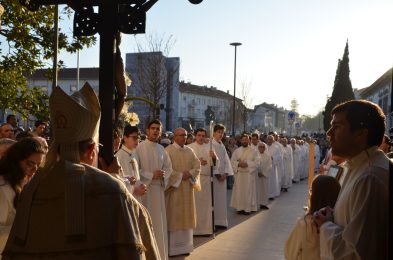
[59,0,393,116]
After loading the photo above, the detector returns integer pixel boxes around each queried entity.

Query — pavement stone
[170,180,309,260]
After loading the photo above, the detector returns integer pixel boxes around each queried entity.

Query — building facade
[26,67,99,96]
[125,52,180,131]
[178,82,244,134]
[358,67,392,134]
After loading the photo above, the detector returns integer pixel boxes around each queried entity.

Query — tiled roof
[254,102,279,111]
[179,81,242,101]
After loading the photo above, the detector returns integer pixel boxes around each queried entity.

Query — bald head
[0,124,14,139]
[174,128,187,147]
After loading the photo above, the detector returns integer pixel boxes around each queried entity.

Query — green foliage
[0,2,96,119]
[323,42,355,131]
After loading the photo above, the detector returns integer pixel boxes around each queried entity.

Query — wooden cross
[19,0,203,164]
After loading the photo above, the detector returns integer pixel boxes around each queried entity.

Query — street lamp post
[230,42,242,137]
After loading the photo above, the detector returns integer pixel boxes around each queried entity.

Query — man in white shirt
[314,100,388,260]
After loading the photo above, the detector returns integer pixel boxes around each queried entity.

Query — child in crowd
[284,175,340,260]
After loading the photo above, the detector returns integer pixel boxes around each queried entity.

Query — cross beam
[20,0,158,11]
[19,0,203,164]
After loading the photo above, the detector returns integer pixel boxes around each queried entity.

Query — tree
[239,79,253,132]
[323,41,355,131]
[0,2,96,117]
[290,99,299,113]
[133,34,176,122]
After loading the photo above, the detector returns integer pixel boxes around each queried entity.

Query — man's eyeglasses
[128,135,140,140]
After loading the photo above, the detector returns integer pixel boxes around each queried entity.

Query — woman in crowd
[0,137,46,253]
[284,175,340,260]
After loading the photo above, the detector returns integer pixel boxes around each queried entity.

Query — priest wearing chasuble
[165,128,201,257]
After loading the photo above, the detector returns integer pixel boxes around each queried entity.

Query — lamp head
[189,0,203,4]
[230,42,242,47]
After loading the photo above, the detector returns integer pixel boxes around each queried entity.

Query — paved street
[170,179,309,260]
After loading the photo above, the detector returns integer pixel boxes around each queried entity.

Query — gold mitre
[48,82,100,163]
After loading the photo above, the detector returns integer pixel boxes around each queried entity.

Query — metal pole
[77,49,80,90]
[52,5,59,89]
[98,2,117,165]
[230,42,241,137]
[233,46,236,137]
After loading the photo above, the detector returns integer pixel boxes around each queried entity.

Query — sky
[58,0,393,116]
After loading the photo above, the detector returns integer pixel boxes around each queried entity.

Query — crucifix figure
[18,0,203,165]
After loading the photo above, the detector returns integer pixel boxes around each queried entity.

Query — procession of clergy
[121,119,319,259]
[1,84,323,260]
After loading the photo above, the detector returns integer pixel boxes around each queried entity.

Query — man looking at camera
[136,119,172,260]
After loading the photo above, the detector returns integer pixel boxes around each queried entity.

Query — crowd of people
[0,85,390,260]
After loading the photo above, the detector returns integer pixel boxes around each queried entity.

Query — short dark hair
[6,114,15,122]
[332,100,385,147]
[35,120,46,128]
[147,119,162,129]
[194,128,206,135]
[15,131,34,141]
[241,133,250,139]
[213,123,225,133]
[124,125,140,137]
[251,133,259,138]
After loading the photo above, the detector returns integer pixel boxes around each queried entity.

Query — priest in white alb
[280,137,293,192]
[266,135,281,199]
[290,138,301,183]
[165,128,201,256]
[230,134,259,214]
[256,142,272,210]
[211,124,233,228]
[136,119,172,260]
[188,128,217,235]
